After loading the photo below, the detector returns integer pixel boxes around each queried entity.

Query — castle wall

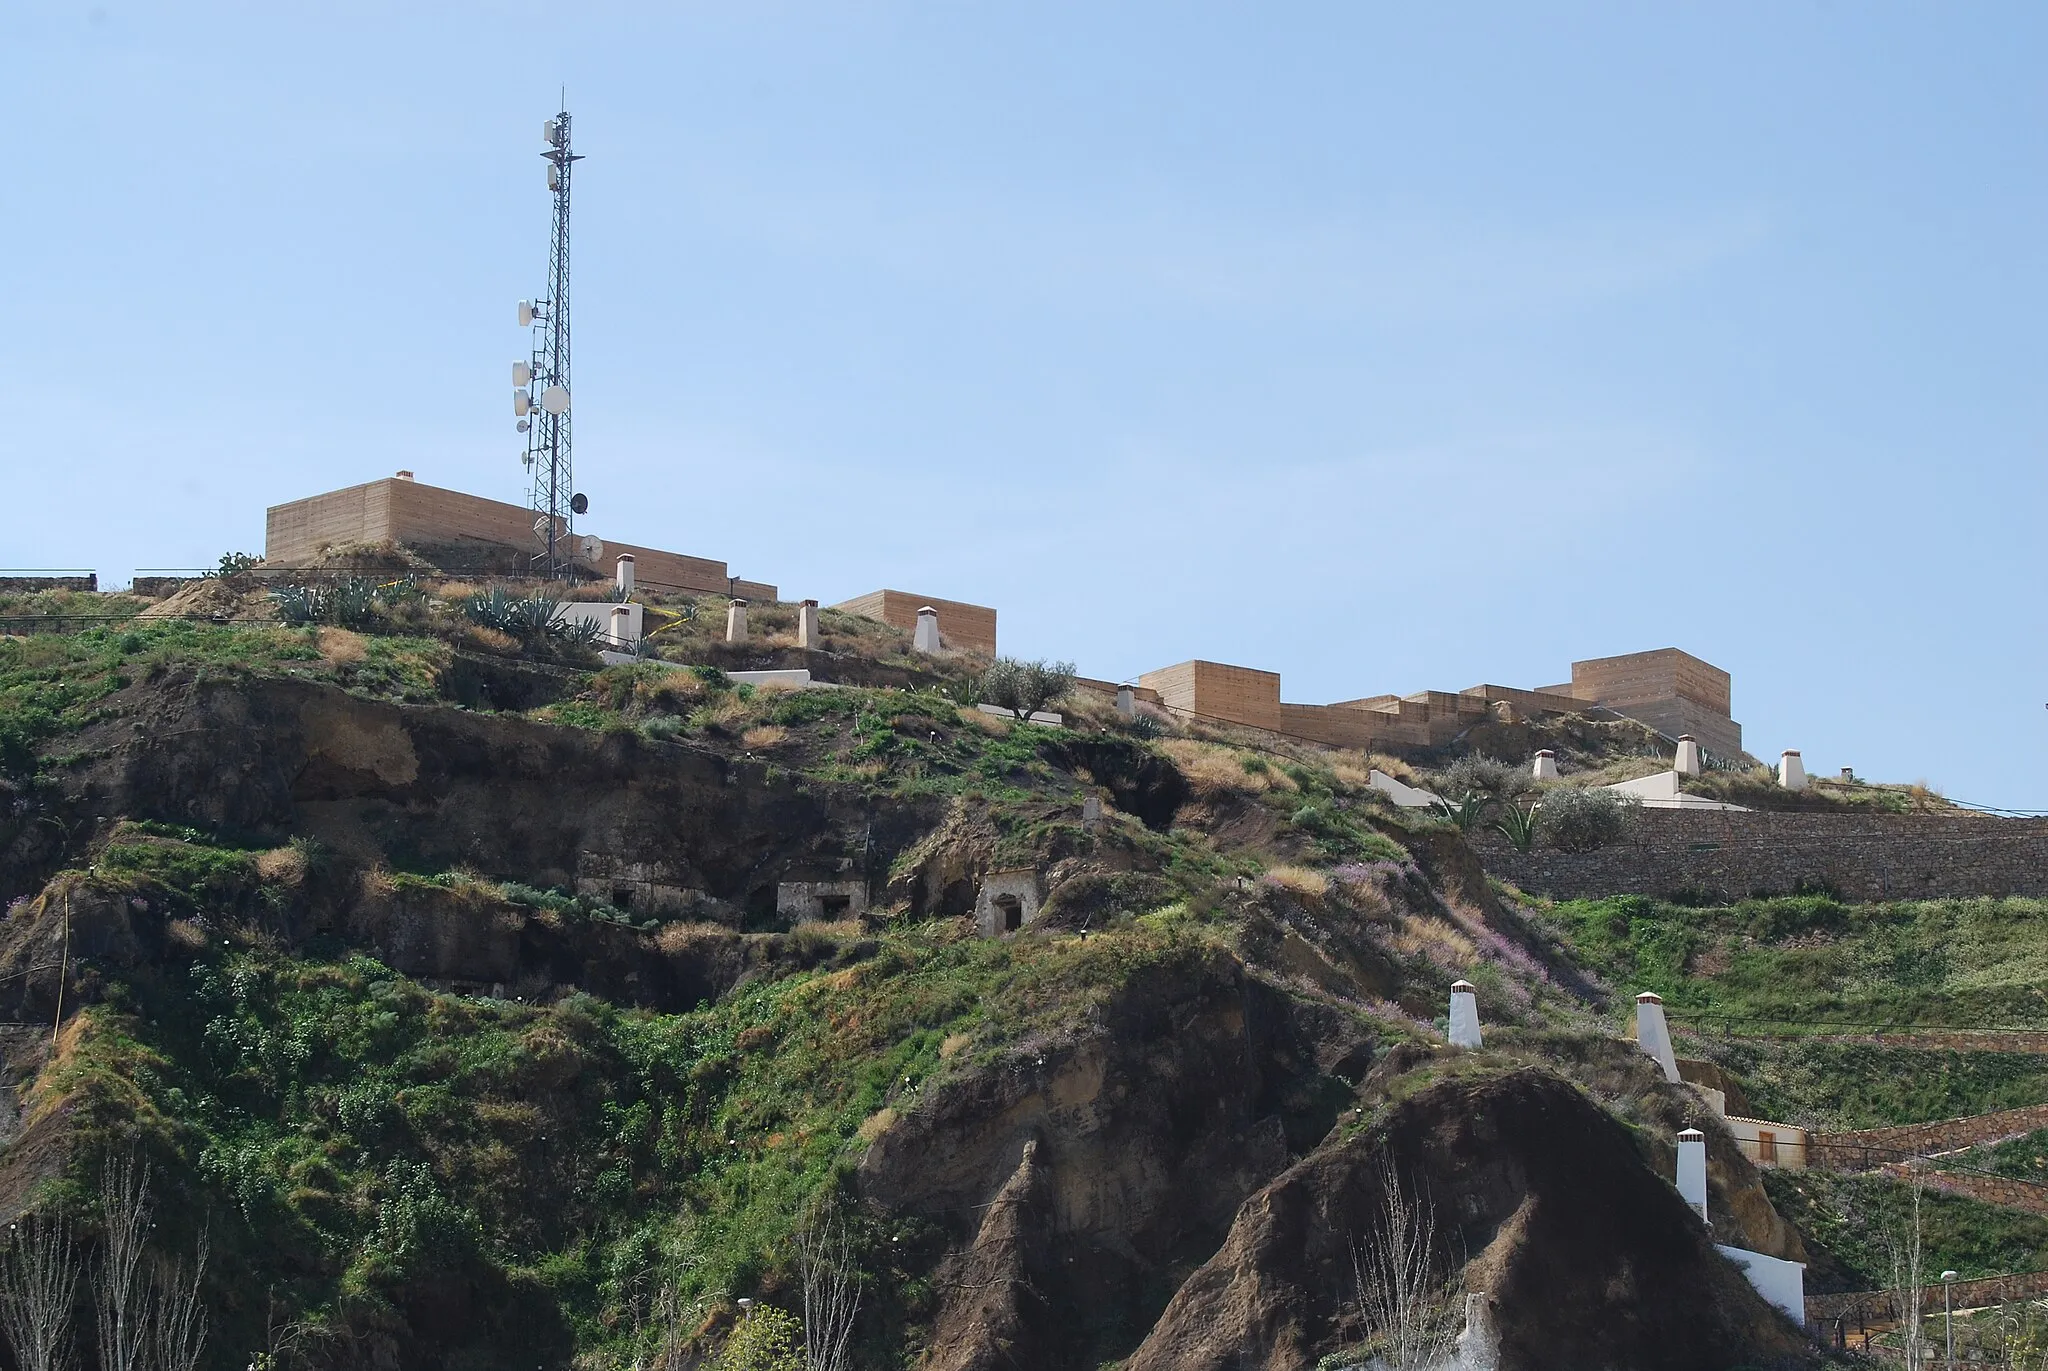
[829,589,997,657]
[265,477,776,599]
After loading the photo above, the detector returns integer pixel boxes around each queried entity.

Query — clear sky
[11,3,2045,806]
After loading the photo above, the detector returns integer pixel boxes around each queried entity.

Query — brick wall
[829,590,997,657]
[1476,810,2048,902]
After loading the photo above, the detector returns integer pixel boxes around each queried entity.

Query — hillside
[0,573,2023,1368]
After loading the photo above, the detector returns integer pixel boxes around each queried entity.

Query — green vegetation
[1707,1042,2048,1130]
[1765,1169,2048,1288]
[44,826,1230,1366]
[1539,893,2048,1030]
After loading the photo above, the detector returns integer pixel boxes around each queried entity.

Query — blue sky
[11,3,2045,805]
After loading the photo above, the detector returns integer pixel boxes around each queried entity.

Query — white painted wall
[1369,769,1443,808]
[1715,1245,1807,1324]
[1723,1116,1808,1171]
[555,601,643,647]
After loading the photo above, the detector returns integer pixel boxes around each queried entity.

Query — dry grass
[699,694,752,730]
[740,724,789,750]
[165,919,210,952]
[655,921,736,955]
[1160,739,1299,797]
[254,846,307,884]
[940,1032,972,1060]
[855,1106,898,1143]
[959,707,1011,735]
[430,579,481,601]
[1263,864,1331,901]
[315,627,369,664]
[463,625,520,654]
[1389,913,1477,968]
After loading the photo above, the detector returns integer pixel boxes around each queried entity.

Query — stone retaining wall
[1810,1103,2048,1169]
[1807,1268,2048,1321]
[1475,810,2048,903]
[1915,1169,2048,1218]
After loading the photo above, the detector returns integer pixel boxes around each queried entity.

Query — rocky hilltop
[1,580,2035,1370]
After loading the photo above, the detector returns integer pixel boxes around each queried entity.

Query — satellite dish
[547,164,562,192]
[515,418,530,434]
[522,452,534,469]
[579,534,603,561]
[543,120,559,146]
[540,384,570,415]
[517,301,534,328]
[514,388,531,417]
[570,492,589,515]
[512,361,532,386]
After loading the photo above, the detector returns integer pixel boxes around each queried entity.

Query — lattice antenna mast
[514,105,583,577]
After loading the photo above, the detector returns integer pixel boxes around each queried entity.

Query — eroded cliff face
[2,674,926,918]
[1124,1069,1811,1371]
[861,949,1375,1371]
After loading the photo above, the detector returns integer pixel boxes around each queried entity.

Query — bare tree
[94,1156,153,1371]
[148,1230,208,1371]
[795,1211,861,1371]
[0,1212,81,1371]
[1353,1164,1463,1371]
[1886,1178,1929,1371]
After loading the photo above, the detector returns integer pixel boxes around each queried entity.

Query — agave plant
[326,577,377,628]
[1496,802,1540,852]
[1429,793,1490,833]
[504,593,562,638]
[464,586,519,632]
[270,584,322,626]
[551,616,604,647]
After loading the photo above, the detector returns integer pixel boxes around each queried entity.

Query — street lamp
[1941,1270,1959,1366]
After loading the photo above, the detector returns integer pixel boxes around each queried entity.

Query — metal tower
[516,105,583,577]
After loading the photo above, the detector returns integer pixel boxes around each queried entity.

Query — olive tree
[979,658,1076,723]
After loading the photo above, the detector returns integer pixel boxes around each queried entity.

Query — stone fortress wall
[1140,647,1740,761]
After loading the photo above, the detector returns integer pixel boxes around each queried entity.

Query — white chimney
[913,606,941,654]
[394,469,415,481]
[1116,685,1136,721]
[1674,735,1702,777]
[1676,1128,1708,1222]
[1635,992,1681,1083]
[1779,750,1807,790]
[614,554,635,598]
[1532,750,1559,781]
[726,599,749,644]
[1449,980,1483,1049]
[797,599,820,650]
[609,605,633,649]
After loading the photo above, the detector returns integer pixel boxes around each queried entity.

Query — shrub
[1538,787,1640,853]
[1440,754,1530,801]
[710,1305,804,1371]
